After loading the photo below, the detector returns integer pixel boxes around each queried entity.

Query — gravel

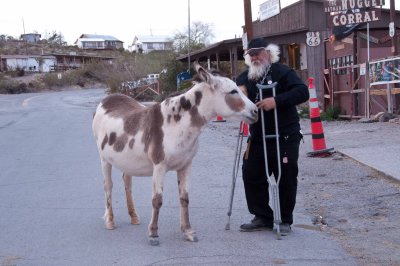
[206,118,400,266]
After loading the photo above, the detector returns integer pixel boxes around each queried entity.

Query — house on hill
[0,55,56,72]
[74,34,123,50]
[129,35,173,53]
[20,33,41,43]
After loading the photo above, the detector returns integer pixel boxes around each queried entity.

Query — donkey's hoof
[105,221,115,230]
[186,233,198,242]
[149,236,160,246]
[131,217,140,225]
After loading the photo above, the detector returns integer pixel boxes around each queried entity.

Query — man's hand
[256,97,276,111]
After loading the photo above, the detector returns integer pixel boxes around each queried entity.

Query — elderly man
[236,38,309,235]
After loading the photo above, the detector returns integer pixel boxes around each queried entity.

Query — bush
[0,79,25,94]
[40,70,91,89]
[297,104,341,121]
[297,104,309,119]
[321,106,341,121]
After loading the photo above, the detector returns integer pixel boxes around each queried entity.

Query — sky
[0,0,395,49]
[0,0,301,48]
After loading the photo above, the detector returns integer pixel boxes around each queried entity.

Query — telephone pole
[390,0,397,55]
[188,0,191,73]
[243,0,253,45]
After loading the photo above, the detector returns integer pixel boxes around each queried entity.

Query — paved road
[0,88,367,265]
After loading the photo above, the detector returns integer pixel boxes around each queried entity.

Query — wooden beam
[370,88,400,95]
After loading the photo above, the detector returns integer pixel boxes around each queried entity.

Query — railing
[120,79,160,100]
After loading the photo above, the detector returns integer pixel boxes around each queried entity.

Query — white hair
[266,43,280,63]
[244,53,252,66]
[244,43,280,66]
[244,43,281,80]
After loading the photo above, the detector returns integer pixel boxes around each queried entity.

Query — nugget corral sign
[324,0,384,12]
[324,0,384,26]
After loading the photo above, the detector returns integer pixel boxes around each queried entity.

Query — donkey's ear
[193,61,211,83]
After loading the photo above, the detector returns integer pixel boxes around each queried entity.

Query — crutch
[225,121,246,230]
[256,82,283,240]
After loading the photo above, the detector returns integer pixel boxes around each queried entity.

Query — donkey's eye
[229,89,238,95]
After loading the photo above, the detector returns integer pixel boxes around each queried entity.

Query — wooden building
[177,0,400,117]
[324,8,400,118]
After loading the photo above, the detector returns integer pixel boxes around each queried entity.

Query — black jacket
[236,63,309,141]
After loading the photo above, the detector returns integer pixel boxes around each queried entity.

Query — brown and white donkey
[92,62,258,246]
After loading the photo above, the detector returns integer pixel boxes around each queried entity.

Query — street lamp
[188,0,191,73]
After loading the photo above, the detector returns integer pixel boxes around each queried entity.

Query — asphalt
[1,89,399,265]
[300,119,400,182]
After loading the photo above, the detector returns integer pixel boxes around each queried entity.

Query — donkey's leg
[148,166,166,246]
[177,163,198,242]
[122,173,140,225]
[101,158,115,230]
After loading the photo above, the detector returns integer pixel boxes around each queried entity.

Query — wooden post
[390,0,397,55]
[243,0,253,41]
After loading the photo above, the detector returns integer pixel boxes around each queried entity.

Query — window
[288,43,301,70]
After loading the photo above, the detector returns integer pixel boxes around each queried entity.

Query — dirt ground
[209,119,400,265]
[297,120,400,266]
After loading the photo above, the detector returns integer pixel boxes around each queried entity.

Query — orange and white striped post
[307,77,334,157]
[213,115,226,122]
[240,122,249,137]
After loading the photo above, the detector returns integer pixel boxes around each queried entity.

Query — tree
[171,21,215,54]
[0,35,15,41]
[45,31,67,46]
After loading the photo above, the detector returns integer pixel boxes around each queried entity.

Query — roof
[20,33,41,37]
[75,34,123,44]
[0,55,56,59]
[44,53,117,60]
[135,35,172,43]
[176,37,244,62]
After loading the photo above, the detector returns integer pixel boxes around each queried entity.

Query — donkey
[92,62,258,246]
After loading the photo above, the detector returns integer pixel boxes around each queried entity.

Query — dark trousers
[242,133,300,225]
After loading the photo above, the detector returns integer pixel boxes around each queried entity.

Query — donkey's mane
[163,86,192,100]
[162,67,227,102]
[192,68,226,83]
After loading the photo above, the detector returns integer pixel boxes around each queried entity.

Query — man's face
[247,48,269,66]
[246,48,270,80]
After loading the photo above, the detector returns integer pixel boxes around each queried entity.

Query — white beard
[248,62,268,81]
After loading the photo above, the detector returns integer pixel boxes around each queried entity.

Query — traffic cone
[240,122,249,137]
[307,77,334,157]
[213,115,226,122]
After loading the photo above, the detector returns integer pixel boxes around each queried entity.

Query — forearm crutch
[256,82,282,240]
[225,122,246,230]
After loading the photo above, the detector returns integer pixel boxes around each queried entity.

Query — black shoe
[275,223,291,236]
[240,216,273,232]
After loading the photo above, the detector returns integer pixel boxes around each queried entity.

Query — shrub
[297,104,309,118]
[0,79,23,94]
[321,106,341,121]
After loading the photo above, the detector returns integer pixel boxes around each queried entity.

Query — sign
[358,31,380,43]
[360,63,366,75]
[324,0,385,13]
[329,9,381,26]
[242,32,248,49]
[259,0,280,21]
[369,57,400,85]
[176,71,192,88]
[306,32,321,46]
[389,22,395,37]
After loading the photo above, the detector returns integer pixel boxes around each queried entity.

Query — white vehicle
[146,73,159,81]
